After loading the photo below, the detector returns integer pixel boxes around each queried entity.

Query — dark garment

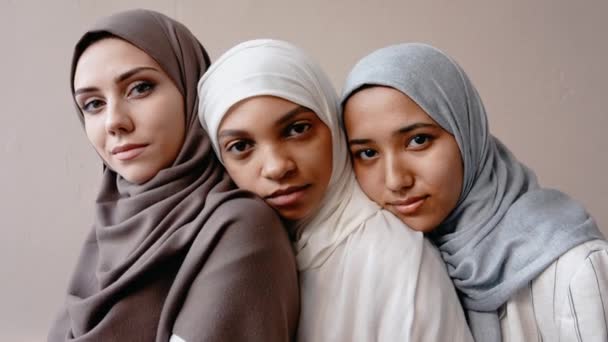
[48,9,299,342]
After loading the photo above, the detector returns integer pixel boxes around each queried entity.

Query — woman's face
[73,38,186,184]
[343,86,463,233]
[218,96,333,221]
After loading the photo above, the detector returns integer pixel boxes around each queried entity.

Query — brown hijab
[49,9,298,342]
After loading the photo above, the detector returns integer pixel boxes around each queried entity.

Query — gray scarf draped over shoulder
[341,43,603,341]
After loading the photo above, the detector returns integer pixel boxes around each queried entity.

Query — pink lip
[265,185,311,207]
[111,144,147,161]
[388,195,428,215]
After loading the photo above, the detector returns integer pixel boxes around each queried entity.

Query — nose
[384,153,414,193]
[260,145,296,180]
[105,101,134,135]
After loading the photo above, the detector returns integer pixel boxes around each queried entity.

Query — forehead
[344,86,434,134]
[219,96,305,133]
[73,38,159,88]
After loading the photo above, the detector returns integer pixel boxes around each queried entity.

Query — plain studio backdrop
[1,0,606,340]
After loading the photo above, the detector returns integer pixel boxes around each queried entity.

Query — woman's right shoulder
[210,193,287,239]
[343,209,438,275]
[343,209,473,341]
[353,209,426,252]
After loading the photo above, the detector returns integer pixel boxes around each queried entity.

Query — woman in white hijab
[197,39,473,341]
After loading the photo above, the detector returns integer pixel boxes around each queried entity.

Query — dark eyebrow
[218,129,248,139]
[218,105,312,139]
[348,138,373,146]
[348,122,436,146]
[393,122,436,137]
[74,66,159,96]
[276,105,313,126]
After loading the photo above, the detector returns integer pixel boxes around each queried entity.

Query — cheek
[224,160,259,195]
[84,119,106,155]
[426,145,463,208]
[155,103,185,137]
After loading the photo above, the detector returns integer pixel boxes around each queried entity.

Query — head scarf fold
[49,9,268,341]
[341,42,603,341]
[198,39,378,270]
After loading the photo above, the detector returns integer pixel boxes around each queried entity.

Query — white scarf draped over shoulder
[198,39,374,269]
[198,39,473,341]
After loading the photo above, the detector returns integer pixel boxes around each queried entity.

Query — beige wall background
[1,0,606,340]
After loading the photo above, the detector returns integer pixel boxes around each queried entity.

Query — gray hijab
[341,43,603,341]
[49,9,297,342]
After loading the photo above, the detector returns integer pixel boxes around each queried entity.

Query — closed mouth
[111,143,148,161]
[265,184,311,207]
[388,195,429,215]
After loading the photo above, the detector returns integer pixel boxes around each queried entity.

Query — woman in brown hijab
[48,9,299,342]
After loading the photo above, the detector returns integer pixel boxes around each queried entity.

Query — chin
[279,211,306,221]
[120,170,155,185]
[275,206,312,222]
[406,220,437,233]
[392,214,434,233]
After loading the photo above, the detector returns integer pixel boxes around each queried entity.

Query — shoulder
[553,239,608,281]
[352,209,425,249]
[210,195,287,242]
[545,239,608,338]
[558,239,608,337]
[533,239,608,296]
[526,239,608,338]
[349,211,471,341]
[560,239,608,290]
[345,209,446,274]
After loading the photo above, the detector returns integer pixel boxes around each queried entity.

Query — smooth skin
[344,86,463,233]
[218,95,333,221]
[73,38,186,184]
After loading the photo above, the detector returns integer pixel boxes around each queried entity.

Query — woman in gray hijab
[48,9,298,342]
[341,43,607,341]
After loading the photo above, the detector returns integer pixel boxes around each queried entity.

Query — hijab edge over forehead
[70,9,211,127]
[198,39,381,269]
[341,43,490,207]
[340,42,603,341]
[51,9,284,342]
[69,9,214,182]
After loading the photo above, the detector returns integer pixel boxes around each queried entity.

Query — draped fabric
[49,11,298,342]
[341,42,603,341]
[198,39,473,342]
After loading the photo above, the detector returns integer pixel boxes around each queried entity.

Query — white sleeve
[558,244,608,341]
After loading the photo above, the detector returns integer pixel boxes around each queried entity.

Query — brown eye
[128,81,155,97]
[285,122,311,137]
[226,139,254,157]
[82,99,105,113]
[407,134,433,149]
[355,148,378,161]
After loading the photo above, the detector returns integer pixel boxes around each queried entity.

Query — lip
[265,184,311,207]
[111,143,148,161]
[388,195,428,216]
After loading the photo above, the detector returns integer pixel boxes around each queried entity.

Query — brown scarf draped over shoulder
[48,9,299,342]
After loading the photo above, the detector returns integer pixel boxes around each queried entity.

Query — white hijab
[197,39,378,270]
[197,40,473,341]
